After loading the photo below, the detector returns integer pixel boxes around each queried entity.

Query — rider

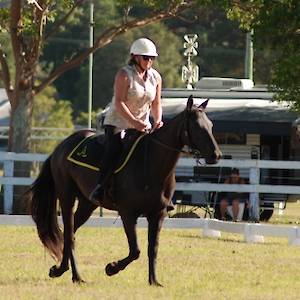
[89,38,164,203]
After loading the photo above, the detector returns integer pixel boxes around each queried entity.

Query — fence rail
[1,152,300,246]
[1,215,300,246]
[1,152,300,219]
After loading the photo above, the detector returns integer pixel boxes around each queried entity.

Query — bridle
[150,107,205,160]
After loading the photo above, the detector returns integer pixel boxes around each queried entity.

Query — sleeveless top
[227,177,245,199]
[104,65,160,131]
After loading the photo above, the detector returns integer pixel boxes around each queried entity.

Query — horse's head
[182,95,222,164]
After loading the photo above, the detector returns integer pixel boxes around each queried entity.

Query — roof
[161,89,298,135]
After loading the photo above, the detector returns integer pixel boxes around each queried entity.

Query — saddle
[67,129,145,173]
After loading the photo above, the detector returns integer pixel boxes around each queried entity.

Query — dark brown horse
[27,96,221,286]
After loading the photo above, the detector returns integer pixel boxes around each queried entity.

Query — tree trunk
[9,89,32,153]
[9,88,33,214]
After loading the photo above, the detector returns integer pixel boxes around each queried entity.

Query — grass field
[269,201,300,225]
[1,213,300,300]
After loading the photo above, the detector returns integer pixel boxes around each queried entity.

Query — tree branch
[27,0,43,11]
[26,0,47,67]
[44,0,88,41]
[35,1,196,95]
[10,0,23,109]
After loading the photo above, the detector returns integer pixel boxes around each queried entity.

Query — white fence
[0,126,77,140]
[177,158,300,220]
[1,152,300,246]
[1,152,300,216]
[1,215,300,246]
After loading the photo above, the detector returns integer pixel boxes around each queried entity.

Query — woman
[220,168,248,221]
[90,38,164,202]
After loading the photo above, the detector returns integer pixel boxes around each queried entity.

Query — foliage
[225,0,300,110]
[31,85,74,154]
[75,110,101,129]
[166,6,246,79]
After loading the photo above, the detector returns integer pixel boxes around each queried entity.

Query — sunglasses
[141,55,156,61]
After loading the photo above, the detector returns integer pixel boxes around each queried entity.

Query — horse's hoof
[105,262,119,276]
[72,277,85,284]
[149,280,163,287]
[49,265,60,278]
[49,265,69,278]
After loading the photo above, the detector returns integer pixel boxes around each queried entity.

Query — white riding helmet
[130,38,158,56]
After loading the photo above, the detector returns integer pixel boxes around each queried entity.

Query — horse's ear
[200,98,209,109]
[187,95,194,111]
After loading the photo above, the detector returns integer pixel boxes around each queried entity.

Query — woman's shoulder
[149,67,161,82]
[114,67,132,87]
[116,66,131,79]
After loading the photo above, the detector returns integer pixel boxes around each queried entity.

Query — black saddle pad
[67,134,104,171]
[67,132,145,173]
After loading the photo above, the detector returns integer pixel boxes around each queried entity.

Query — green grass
[1,225,300,300]
[269,201,300,225]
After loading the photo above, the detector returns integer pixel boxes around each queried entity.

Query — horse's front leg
[105,213,140,276]
[147,209,166,286]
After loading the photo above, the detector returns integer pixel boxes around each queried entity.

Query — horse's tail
[27,156,63,262]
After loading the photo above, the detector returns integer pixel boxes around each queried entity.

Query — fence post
[288,227,300,246]
[202,219,221,238]
[3,160,14,214]
[249,166,260,221]
[244,223,264,243]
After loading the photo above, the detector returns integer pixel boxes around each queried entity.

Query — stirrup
[89,184,104,204]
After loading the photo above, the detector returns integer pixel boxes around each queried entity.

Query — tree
[224,0,300,110]
[0,0,200,154]
[31,85,74,154]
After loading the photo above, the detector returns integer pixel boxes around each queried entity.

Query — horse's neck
[152,114,184,149]
[149,115,184,176]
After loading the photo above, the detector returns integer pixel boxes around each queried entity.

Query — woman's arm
[151,73,163,130]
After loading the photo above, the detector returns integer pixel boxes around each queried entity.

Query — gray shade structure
[161,88,298,135]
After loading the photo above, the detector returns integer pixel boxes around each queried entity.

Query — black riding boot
[89,126,121,204]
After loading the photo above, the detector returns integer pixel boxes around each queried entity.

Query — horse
[26,96,221,286]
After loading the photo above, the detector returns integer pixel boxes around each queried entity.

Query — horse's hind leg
[74,194,97,232]
[71,194,97,282]
[147,210,166,286]
[49,188,84,283]
[105,213,140,276]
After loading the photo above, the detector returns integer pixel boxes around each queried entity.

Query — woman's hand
[153,120,163,130]
[132,119,149,132]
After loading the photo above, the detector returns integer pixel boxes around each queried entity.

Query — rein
[150,137,187,154]
[149,110,203,159]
